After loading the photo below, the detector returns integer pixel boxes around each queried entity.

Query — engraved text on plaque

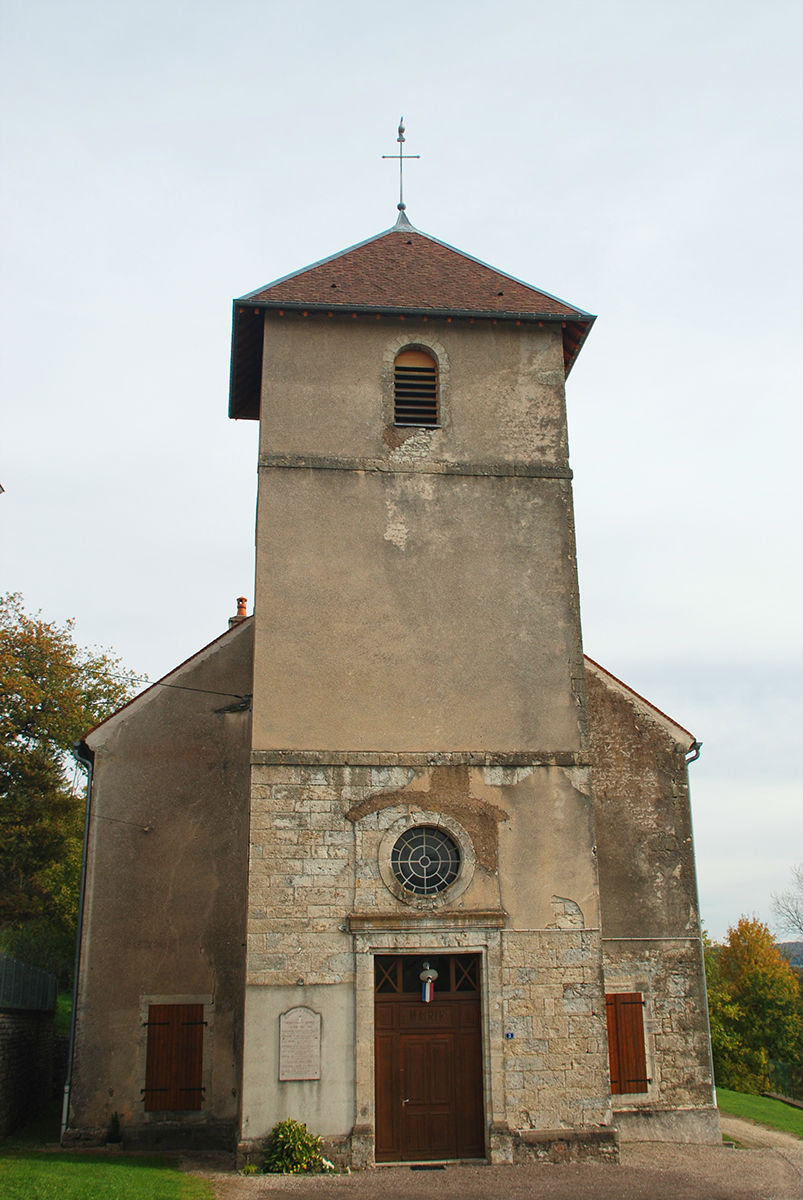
[279,1006,321,1081]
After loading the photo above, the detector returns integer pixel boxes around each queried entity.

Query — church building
[64,206,719,1163]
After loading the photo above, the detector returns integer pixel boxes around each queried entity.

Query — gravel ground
[719,1115,802,1150]
[185,1134,802,1200]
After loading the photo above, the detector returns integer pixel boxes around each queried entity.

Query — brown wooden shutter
[144,1003,204,1111]
[606,992,649,1094]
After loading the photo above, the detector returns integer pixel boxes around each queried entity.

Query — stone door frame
[349,918,507,1166]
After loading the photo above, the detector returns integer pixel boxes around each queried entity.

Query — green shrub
[261,1119,334,1174]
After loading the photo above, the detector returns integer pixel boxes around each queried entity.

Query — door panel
[400,1034,456,1158]
[456,1025,484,1156]
[375,1031,397,1155]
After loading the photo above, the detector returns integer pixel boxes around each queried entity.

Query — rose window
[390,826,460,895]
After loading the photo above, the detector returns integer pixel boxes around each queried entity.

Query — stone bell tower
[229,209,616,1164]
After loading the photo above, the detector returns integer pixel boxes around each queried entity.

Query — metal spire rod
[382,117,420,212]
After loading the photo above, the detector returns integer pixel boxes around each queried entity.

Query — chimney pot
[229,597,248,628]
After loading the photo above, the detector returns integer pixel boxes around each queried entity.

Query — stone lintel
[250,750,589,768]
[347,910,508,932]
[258,452,572,480]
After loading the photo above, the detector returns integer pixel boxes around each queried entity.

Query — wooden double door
[374,954,484,1162]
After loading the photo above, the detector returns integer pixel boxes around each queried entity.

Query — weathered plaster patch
[548,896,586,929]
[387,428,433,466]
[345,765,508,873]
[383,474,436,547]
[558,764,593,797]
[383,496,408,549]
[483,766,535,788]
[382,424,418,450]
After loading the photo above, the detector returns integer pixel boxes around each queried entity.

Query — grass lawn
[54,991,72,1037]
[0,1153,214,1200]
[717,1087,803,1139]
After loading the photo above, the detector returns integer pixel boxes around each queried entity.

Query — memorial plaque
[279,1006,321,1081]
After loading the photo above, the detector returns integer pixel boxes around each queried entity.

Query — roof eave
[228,303,595,420]
[237,297,593,323]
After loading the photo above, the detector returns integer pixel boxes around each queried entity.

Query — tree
[772,864,803,938]
[0,593,140,981]
[705,918,802,1093]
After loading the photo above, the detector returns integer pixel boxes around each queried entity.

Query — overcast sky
[2,0,800,941]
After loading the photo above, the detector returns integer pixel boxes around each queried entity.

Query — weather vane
[382,117,420,212]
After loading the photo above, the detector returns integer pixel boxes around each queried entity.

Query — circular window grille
[390,826,460,895]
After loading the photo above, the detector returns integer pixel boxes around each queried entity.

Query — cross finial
[382,117,420,213]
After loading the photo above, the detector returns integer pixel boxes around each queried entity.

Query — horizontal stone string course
[258,452,572,479]
[250,750,590,767]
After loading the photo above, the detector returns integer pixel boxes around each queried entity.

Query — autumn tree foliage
[0,593,139,981]
[705,917,802,1093]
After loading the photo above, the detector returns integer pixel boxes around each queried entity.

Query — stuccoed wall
[67,620,253,1148]
[251,314,587,756]
[257,316,570,466]
[586,664,700,939]
[240,983,354,1147]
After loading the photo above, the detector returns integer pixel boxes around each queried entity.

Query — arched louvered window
[394,349,439,427]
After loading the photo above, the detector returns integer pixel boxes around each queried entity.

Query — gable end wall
[585,664,718,1143]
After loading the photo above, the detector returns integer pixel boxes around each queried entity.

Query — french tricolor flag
[421,977,434,1003]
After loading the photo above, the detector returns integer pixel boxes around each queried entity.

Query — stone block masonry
[244,760,615,1162]
[602,939,719,1143]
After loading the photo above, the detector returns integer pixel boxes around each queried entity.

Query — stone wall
[585,660,719,1143]
[242,758,613,1162]
[602,939,717,1132]
[500,930,610,1133]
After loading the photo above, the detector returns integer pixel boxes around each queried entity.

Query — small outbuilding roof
[229,214,595,419]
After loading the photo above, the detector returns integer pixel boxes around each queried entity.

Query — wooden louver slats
[143,1003,204,1111]
[394,350,438,427]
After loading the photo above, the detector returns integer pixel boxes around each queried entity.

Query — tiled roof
[229,218,595,419]
[243,222,589,318]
